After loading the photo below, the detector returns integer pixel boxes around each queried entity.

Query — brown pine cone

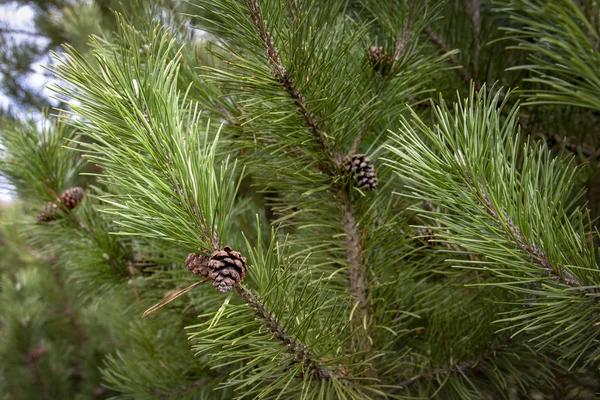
[343,154,378,191]
[185,253,209,276]
[367,46,392,75]
[36,202,60,223]
[207,246,248,293]
[60,186,85,210]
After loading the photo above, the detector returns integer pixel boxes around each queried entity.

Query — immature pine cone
[344,154,378,191]
[60,187,85,210]
[36,202,60,223]
[367,46,392,75]
[186,246,248,293]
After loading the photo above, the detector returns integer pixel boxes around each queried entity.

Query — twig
[70,214,139,275]
[246,0,333,160]
[245,0,372,356]
[337,187,370,353]
[166,0,182,25]
[536,131,600,163]
[466,0,482,54]
[393,361,473,392]
[49,265,89,344]
[349,128,366,155]
[578,0,600,51]
[153,377,213,398]
[390,335,512,393]
[472,182,591,290]
[393,20,411,65]
[0,27,40,38]
[18,292,52,400]
[424,26,505,103]
[350,17,412,155]
[235,284,339,380]
[128,261,140,301]
[288,0,299,22]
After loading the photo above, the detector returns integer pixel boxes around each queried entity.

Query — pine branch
[246,0,332,161]
[580,0,600,50]
[424,26,505,103]
[18,295,51,400]
[348,128,366,156]
[235,284,338,380]
[243,0,372,354]
[49,265,89,344]
[537,131,600,162]
[390,335,513,393]
[127,261,140,301]
[337,187,369,353]
[24,342,51,400]
[350,17,412,155]
[501,0,600,110]
[0,27,40,38]
[472,181,587,289]
[466,0,482,53]
[67,212,141,276]
[392,361,474,392]
[393,19,411,65]
[153,377,213,398]
[166,0,184,26]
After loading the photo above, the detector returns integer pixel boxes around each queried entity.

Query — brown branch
[349,128,366,155]
[350,21,412,156]
[472,182,590,290]
[235,284,339,380]
[246,0,332,159]
[0,27,39,38]
[351,13,421,155]
[536,130,600,162]
[49,266,89,344]
[18,293,52,400]
[153,377,212,398]
[391,335,512,393]
[70,214,143,276]
[578,0,600,51]
[245,0,371,356]
[424,26,505,103]
[128,261,140,301]
[337,188,370,353]
[288,0,299,22]
[466,0,482,54]
[166,0,182,25]
[393,361,474,392]
[393,21,411,65]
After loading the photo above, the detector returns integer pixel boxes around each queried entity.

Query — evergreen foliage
[1,0,600,399]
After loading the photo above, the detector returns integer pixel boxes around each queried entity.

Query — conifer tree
[1,1,600,399]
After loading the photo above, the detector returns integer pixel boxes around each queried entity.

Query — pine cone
[343,154,378,191]
[36,202,59,223]
[367,46,392,75]
[186,246,248,293]
[185,252,209,276]
[60,187,85,210]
